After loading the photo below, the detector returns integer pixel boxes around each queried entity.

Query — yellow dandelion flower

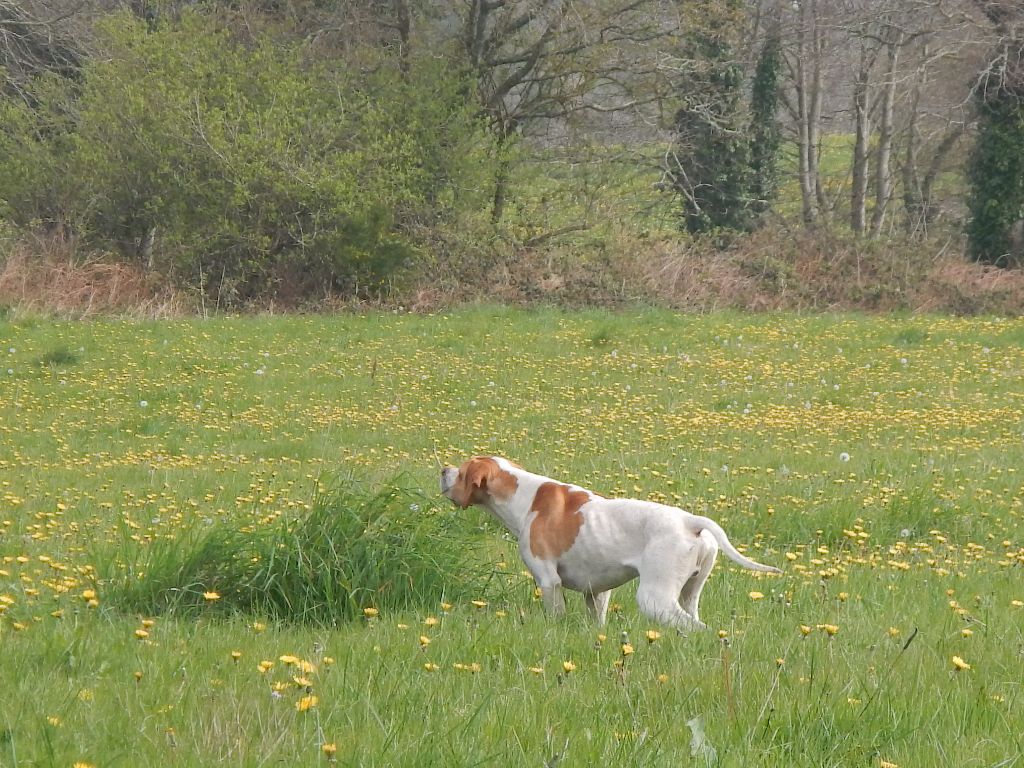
[718,629,730,639]
[134,629,149,640]
[621,643,634,656]
[231,651,242,662]
[645,630,661,643]
[440,602,453,612]
[418,635,431,647]
[362,607,379,618]
[1011,600,1023,608]
[203,591,220,601]
[252,622,266,632]
[81,589,96,601]
[880,760,899,768]
[951,655,971,671]
[821,624,839,636]
[528,666,544,675]
[423,663,440,672]
[961,628,973,637]
[293,676,313,687]
[562,660,576,673]
[470,600,488,609]
[279,655,299,665]
[134,671,143,682]
[749,591,764,600]
[322,742,338,758]
[656,673,670,684]
[258,660,274,674]
[296,695,319,712]
[47,716,62,727]
[141,618,155,628]
[887,627,901,638]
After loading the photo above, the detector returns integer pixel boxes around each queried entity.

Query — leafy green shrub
[107,479,499,623]
[0,12,493,304]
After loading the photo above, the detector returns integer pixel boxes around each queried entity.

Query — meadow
[1,306,1023,767]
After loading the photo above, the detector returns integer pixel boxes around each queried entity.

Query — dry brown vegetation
[0,232,181,318]
[5,227,1024,317]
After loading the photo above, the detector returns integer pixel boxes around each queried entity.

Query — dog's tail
[686,515,783,574]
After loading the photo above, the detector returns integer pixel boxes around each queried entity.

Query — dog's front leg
[530,561,566,617]
[541,582,565,616]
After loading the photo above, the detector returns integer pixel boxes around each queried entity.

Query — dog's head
[440,456,518,509]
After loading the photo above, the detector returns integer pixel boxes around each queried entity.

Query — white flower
[839,452,850,462]
[139,400,148,408]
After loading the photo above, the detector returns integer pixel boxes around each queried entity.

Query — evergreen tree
[966,42,1024,267]
[749,17,782,220]
[670,0,751,235]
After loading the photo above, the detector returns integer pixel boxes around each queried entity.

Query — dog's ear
[464,457,493,490]
[451,457,491,508]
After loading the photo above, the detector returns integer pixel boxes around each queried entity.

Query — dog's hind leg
[584,590,611,625]
[679,530,718,626]
[636,582,705,631]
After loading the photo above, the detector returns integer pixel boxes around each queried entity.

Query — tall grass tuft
[108,478,496,623]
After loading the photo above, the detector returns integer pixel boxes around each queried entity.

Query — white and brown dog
[441,456,781,630]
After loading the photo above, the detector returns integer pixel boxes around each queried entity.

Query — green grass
[1,307,1023,766]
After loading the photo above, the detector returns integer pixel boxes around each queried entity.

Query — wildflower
[785,552,799,561]
[293,676,313,688]
[951,656,971,671]
[231,651,242,662]
[528,666,544,675]
[252,622,266,632]
[279,655,299,665]
[837,592,848,602]
[621,643,635,656]
[749,591,764,601]
[296,695,319,712]
[134,629,149,640]
[887,627,901,638]
[562,660,576,673]
[423,616,439,627]
[363,607,379,618]
[322,657,335,667]
[656,673,670,684]
[258,660,274,674]
[423,663,439,672]
[645,630,661,644]
[718,629,729,639]
[470,600,488,609]
[203,591,220,601]
[418,635,431,647]
[81,589,96,602]
[776,658,785,667]
[134,671,143,682]
[961,628,973,637]
[141,618,155,628]
[322,742,338,759]
[1012,600,1023,608]
[821,624,839,636]
[880,760,899,768]
[46,716,61,727]
[440,602,453,612]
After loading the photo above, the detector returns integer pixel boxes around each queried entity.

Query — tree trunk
[795,0,819,225]
[871,35,901,237]
[850,66,870,234]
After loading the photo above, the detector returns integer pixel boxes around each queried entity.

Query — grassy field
[1,307,1023,767]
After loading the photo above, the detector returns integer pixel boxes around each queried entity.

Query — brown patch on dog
[529,482,590,559]
[451,457,518,509]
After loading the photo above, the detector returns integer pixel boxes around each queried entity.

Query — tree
[749,5,782,219]
[669,0,753,234]
[966,0,1024,266]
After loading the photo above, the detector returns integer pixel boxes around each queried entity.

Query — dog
[440,456,781,630]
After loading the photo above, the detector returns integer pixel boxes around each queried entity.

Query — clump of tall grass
[108,478,498,623]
